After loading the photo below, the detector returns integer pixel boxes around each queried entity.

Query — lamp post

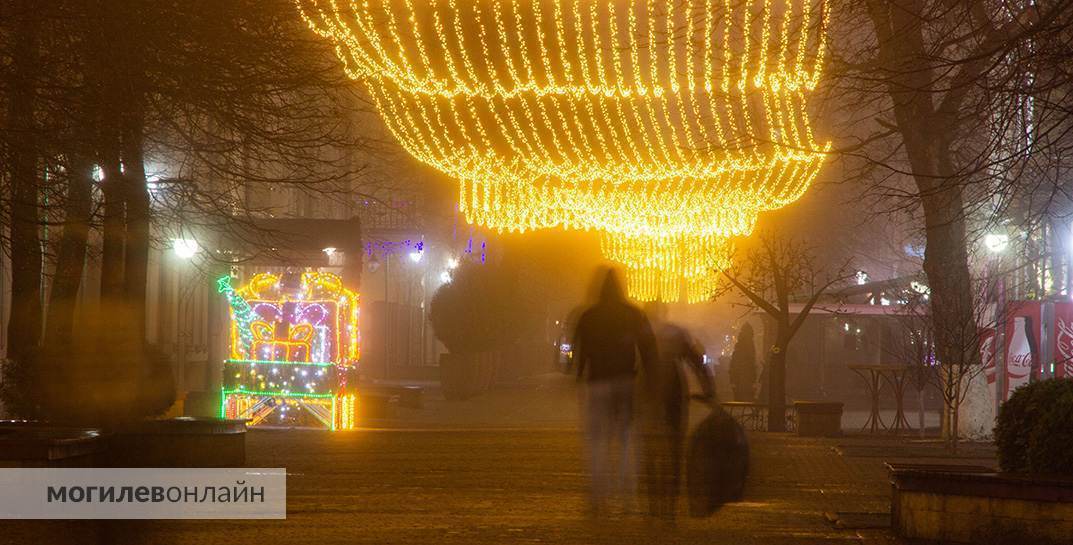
[171,237,201,398]
[986,233,1008,415]
[405,247,425,368]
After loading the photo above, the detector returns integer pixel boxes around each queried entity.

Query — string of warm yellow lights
[295,0,830,302]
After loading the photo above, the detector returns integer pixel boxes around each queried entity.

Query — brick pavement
[0,384,996,544]
[3,429,957,545]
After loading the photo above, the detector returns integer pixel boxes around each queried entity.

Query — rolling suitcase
[687,407,749,516]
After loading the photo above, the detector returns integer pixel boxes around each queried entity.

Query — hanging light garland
[295,0,830,301]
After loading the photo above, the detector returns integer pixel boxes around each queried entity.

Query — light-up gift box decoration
[219,272,360,430]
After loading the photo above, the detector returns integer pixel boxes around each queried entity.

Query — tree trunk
[6,1,43,360]
[767,345,788,432]
[950,398,960,452]
[121,110,150,350]
[44,156,95,346]
[99,163,127,303]
[917,388,926,438]
[94,0,127,305]
[920,182,979,388]
[868,0,981,443]
[940,393,952,440]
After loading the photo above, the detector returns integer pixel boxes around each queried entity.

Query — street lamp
[983,232,1009,412]
[322,247,344,266]
[408,250,423,264]
[984,233,1009,253]
[173,238,200,259]
[366,254,381,273]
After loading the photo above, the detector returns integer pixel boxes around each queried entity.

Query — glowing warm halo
[296,0,830,301]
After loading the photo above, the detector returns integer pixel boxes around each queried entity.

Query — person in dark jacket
[728,324,757,402]
[572,268,657,515]
[640,302,715,520]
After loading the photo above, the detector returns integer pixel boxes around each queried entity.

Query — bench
[0,422,106,467]
[719,402,798,432]
[359,385,425,410]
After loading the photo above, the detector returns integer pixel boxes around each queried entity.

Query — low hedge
[995,378,1073,475]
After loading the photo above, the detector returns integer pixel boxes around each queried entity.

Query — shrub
[995,378,1073,474]
[429,261,521,355]
[0,333,175,426]
[0,350,43,419]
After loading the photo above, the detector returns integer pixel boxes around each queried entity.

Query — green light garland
[225,359,334,368]
[221,389,336,400]
[218,275,255,354]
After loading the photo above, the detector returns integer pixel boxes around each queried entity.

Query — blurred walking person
[640,302,715,520]
[572,268,656,516]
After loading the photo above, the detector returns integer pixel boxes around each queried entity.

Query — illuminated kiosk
[219,272,360,430]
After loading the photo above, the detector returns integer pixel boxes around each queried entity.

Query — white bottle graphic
[1006,316,1033,399]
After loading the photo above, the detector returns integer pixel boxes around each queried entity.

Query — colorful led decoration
[220,272,361,430]
[295,0,830,301]
[364,239,424,259]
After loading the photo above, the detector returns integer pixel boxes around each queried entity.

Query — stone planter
[0,422,106,467]
[440,352,498,401]
[182,390,224,417]
[889,463,1073,544]
[397,386,424,409]
[793,401,843,437]
[357,394,396,420]
[110,417,247,468]
[440,352,472,401]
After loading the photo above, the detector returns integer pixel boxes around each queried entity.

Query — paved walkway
[2,429,995,545]
[1,382,995,544]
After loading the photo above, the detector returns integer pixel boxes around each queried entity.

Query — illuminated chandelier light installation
[296,0,830,301]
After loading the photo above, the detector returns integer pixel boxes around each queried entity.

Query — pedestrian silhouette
[640,301,715,520]
[571,268,656,516]
[729,323,757,402]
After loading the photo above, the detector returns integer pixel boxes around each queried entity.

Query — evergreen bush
[995,378,1073,475]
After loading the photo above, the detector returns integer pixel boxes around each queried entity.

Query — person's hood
[599,269,626,304]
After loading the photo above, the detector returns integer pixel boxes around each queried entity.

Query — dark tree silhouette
[0,0,388,423]
[823,0,1073,423]
[715,231,852,432]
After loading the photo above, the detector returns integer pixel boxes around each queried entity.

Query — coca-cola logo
[1057,316,1073,377]
[1008,353,1032,378]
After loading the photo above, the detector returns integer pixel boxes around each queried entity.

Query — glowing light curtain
[296,0,830,301]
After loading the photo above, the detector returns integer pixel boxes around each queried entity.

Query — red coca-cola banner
[1005,301,1041,400]
[1055,302,1073,379]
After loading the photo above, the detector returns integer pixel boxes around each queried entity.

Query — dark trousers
[642,397,686,518]
[585,376,637,511]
